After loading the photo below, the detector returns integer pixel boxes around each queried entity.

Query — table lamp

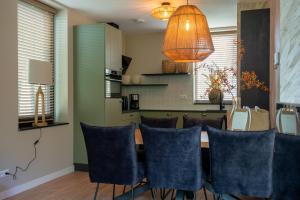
[28,59,53,127]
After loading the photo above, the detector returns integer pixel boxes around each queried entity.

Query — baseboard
[0,165,74,200]
[74,163,89,172]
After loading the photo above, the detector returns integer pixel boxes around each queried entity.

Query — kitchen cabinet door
[105,98,123,126]
[105,25,122,71]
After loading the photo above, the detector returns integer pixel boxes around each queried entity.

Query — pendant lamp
[162,1,214,62]
[151,2,176,21]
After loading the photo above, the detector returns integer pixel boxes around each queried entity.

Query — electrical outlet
[179,94,188,99]
[0,169,9,178]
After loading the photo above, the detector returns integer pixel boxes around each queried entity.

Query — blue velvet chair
[80,123,144,200]
[183,115,225,131]
[207,127,275,198]
[140,116,178,128]
[273,133,300,200]
[140,124,203,196]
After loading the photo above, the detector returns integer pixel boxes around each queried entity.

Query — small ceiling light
[151,2,176,21]
[162,1,214,62]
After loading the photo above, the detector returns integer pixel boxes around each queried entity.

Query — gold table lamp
[28,59,53,127]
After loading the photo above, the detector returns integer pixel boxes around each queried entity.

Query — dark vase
[208,88,224,104]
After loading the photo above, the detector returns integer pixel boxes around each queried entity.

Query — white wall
[0,0,95,196]
[279,0,300,105]
[123,33,222,110]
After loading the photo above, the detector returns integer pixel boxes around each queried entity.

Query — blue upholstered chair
[273,133,300,200]
[183,115,225,130]
[207,127,275,198]
[140,116,178,128]
[140,124,203,197]
[80,123,144,200]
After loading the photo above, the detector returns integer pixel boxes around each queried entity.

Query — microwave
[105,69,122,98]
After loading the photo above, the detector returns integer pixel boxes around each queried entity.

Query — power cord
[6,129,42,180]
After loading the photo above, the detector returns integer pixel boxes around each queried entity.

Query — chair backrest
[183,115,224,130]
[80,123,140,185]
[140,124,202,191]
[230,107,251,131]
[207,127,275,198]
[273,134,300,200]
[141,116,178,128]
[276,107,299,135]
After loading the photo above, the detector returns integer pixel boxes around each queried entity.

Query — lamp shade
[151,2,176,21]
[28,59,53,85]
[162,5,214,62]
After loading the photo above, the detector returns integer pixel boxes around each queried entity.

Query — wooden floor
[7,172,216,200]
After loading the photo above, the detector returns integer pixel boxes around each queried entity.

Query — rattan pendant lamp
[162,0,214,62]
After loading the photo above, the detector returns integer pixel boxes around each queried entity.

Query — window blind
[18,0,55,119]
[194,31,237,103]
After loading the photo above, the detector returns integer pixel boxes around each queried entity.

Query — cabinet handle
[201,113,207,116]
[166,113,171,117]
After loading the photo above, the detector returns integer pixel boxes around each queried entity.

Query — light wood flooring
[7,172,217,200]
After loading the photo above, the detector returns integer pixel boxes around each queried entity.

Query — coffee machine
[129,94,139,110]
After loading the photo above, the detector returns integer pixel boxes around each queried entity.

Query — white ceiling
[55,0,237,34]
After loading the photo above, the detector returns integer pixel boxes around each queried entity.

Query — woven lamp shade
[151,2,176,21]
[162,5,214,62]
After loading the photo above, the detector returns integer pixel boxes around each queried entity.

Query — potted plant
[196,62,236,104]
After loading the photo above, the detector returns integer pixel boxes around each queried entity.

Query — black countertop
[138,109,227,113]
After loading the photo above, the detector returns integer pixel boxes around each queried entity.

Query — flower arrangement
[241,71,269,92]
[196,62,237,98]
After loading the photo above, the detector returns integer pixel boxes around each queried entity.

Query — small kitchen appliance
[129,94,139,110]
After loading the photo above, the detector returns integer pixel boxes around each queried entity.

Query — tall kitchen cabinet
[73,23,122,165]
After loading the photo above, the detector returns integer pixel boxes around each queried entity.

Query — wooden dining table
[134,128,209,148]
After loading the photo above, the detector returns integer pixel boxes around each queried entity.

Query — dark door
[241,9,270,109]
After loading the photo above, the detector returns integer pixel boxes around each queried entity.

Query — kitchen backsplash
[122,75,223,111]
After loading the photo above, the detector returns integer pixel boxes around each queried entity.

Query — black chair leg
[94,183,100,200]
[131,184,134,200]
[213,194,216,200]
[123,185,127,194]
[150,189,156,200]
[112,184,116,200]
[203,188,208,200]
[170,190,175,200]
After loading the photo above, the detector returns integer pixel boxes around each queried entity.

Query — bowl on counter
[122,75,131,84]
[131,75,142,84]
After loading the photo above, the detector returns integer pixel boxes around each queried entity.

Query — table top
[135,129,209,148]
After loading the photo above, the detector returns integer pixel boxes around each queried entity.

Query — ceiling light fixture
[162,0,214,62]
[151,2,176,21]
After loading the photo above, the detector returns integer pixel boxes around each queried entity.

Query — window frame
[193,30,238,105]
[17,0,56,126]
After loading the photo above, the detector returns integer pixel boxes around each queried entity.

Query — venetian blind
[18,0,55,119]
[194,31,238,103]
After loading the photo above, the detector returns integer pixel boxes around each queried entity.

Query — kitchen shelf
[142,73,190,76]
[122,84,168,87]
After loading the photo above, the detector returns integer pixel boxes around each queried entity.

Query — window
[18,0,56,123]
[194,31,237,103]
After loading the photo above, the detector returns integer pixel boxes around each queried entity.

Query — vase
[208,89,224,104]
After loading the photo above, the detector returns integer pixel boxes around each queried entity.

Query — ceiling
[55,0,237,34]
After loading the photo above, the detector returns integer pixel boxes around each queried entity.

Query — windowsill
[19,122,69,132]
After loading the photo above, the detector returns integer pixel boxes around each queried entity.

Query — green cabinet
[73,23,122,165]
[140,110,226,128]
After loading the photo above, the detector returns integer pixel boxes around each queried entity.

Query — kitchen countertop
[137,109,227,113]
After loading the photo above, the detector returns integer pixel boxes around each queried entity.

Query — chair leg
[94,183,100,200]
[123,185,127,194]
[131,184,134,200]
[203,188,208,200]
[170,190,175,200]
[112,184,116,200]
[150,189,156,200]
[213,194,216,200]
